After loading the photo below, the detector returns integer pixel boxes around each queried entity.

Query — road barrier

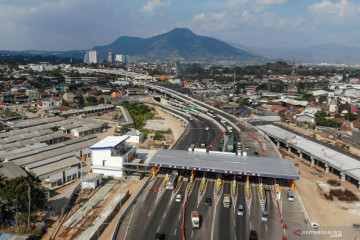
[161,174,170,189]
[200,177,207,196]
[259,182,264,200]
[216,177,222,196]
[248,133,265,152]
[232,179,237,198]
[111,177,151,240]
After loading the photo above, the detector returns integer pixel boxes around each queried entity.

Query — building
[296,107,319,123]
[124,130,144,143]
[70,123,105,137]
[79,173,103,189]
[115,54,130,63]
[29,62,59,72]
[107,52,114,63]
[84,51,99,64]
[90,136,136,178]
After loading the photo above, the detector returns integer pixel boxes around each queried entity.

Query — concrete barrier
[111,177,152,240]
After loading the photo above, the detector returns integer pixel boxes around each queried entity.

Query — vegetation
[0,173,45,228]
[315,110,342,128]
[2,109,21,118]
[122,101,154,137]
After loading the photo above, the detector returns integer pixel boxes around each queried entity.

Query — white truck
[223,194,231,208]
[191,211,200,228]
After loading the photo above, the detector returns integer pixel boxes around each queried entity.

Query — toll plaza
[148,149,300,180]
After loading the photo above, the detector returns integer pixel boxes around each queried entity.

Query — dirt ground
[280,148,360,227]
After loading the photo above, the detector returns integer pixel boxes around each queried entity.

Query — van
[287,190,294,202]
[237,205,244,216]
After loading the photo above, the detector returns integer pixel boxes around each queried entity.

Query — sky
[0,0,360,50]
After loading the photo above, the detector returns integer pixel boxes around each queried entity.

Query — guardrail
[111,177,152,240]
[295,187,317,240]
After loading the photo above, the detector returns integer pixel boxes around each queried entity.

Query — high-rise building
[115,54,130,63]
[107,52,114,63]
[84,51,99,64]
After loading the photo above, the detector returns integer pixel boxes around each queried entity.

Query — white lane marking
[163,212,167,219]
[148,211,151,216]
[178,214,181,220]
[174,229,177,236]
[210,198,218,240]
[191,230,193,238]
[234,219,236,227]
[123,204,136,240]
[235,235,237,240]
[265,224,268,232]
[157,226,160,232]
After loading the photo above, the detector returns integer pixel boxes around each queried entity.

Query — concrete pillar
[298,151,303,159]
[325,164,329,174]
[286,144,291,153]
[277,141,280,148]
[340,172,345,182]
[310,156,315,168]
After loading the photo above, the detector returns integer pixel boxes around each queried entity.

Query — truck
[227,125,233,133]
[191,211,200,228]
[223,194,230,208]
[227,135,234,153]
[166,172,178,190]
[188,144,195,151]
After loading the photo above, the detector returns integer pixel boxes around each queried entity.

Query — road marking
[174,229,177,236]
[234,219,236,227]
[250,222,252,230]
[178,214,181,220]
[163,212,167,218]
[191,230,193,238]
[210,198,218,240]
[157,226,160,232]
[148,211,151,216]
[265,224,268,232]
[123,204,136,240]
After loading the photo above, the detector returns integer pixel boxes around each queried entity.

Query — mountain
[228,43,360,64]
[93,28,265,63]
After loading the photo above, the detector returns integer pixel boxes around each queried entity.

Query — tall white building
[84,51,99,64]
[90,136,136,178]
[107,52,114,63]
[115,54,130,63]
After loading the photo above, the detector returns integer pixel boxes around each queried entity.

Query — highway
[115,174,312,240]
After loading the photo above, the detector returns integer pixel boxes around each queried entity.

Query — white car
[175,194,182,202]
[261,211,269,222]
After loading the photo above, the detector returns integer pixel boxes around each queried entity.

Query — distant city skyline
[0,0,359,51]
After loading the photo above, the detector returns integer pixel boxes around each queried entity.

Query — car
[237,205,244,216]
[254,151,259,156]
[249,230,258,240]
[205,127,209,131]
[205,197,212,206]
[261,211,269,222]
[246,146,250,150]
[202,121,206,124]
[175,194,182,202]
[220,139,224,144]
[154,232,165,240]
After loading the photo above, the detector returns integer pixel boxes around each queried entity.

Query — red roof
[331,118,345,123]
[52,96,61,100]
[270,105,282,111]
[275,107,287,112]
[339,124,351,131]
[353,120,360,128]
[297,108,305,113]
[52,106,70,111]
[85,90,98,95]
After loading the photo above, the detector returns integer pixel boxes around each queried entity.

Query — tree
[342,74,347,82]
[78,95,85,109]
[99,97,105,104]
[0,173,44,226]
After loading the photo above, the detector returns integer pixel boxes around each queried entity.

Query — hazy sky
[1,0,359,50]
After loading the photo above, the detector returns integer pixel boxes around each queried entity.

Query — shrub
[327,179,341,187]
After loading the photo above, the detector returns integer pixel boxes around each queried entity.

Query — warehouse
[61,104,114,118]
[70,123,105,137]
[13,116,63,129]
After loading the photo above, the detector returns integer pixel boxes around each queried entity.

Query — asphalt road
[115,174,313,240]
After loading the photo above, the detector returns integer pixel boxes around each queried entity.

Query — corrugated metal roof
[0,129,53,145]
[13,116,63,128]
[0,143,48,160]
[148,149,299,180]
[0,162,27,179]
[70,123,103,133]
[31,156,80,177]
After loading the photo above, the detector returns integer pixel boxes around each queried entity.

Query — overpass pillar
[276,140,280,148]
[310,156,315,168]
[325,164,329,174]
[298,150,302,159]
[286,144,291,153]
[340,172,345,182]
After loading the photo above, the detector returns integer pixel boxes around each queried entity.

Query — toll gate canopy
[148,149,299,180]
